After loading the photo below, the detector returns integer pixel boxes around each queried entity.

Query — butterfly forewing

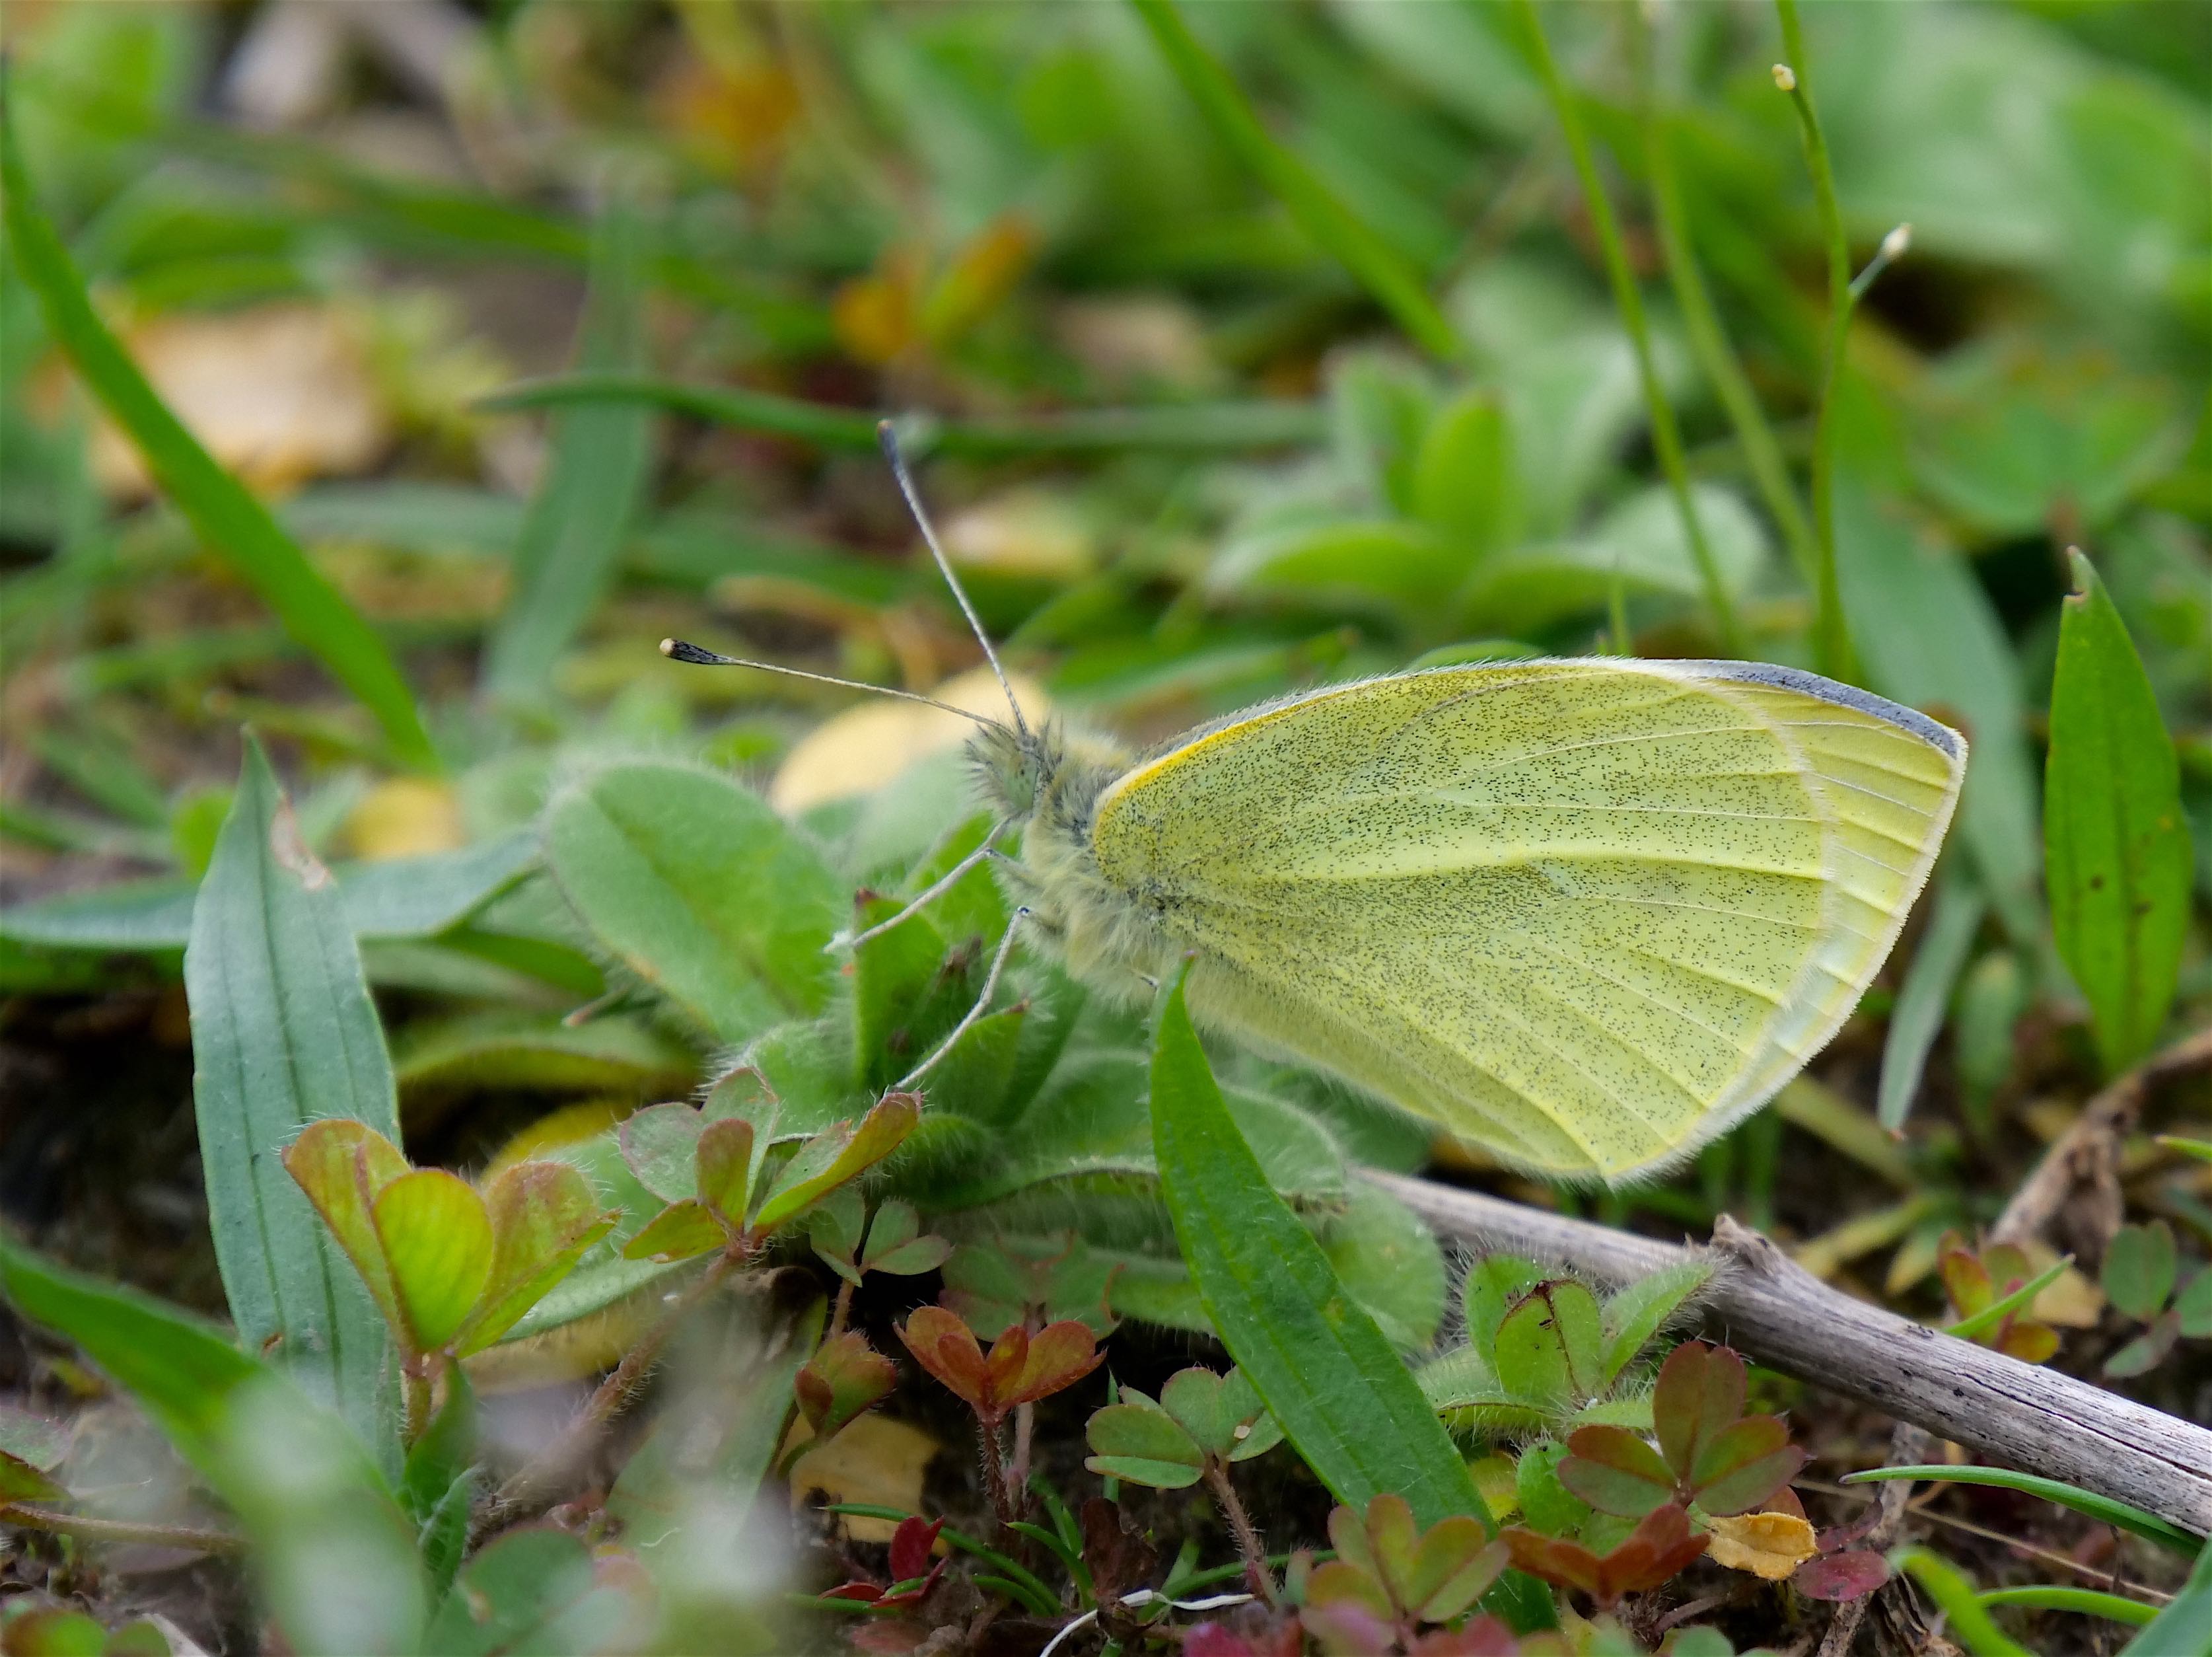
[1090,661,1962,1181]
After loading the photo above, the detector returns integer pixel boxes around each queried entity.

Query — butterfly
[668,425,1963,1183]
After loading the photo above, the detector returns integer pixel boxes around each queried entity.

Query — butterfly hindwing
[1089,660,1963,1181]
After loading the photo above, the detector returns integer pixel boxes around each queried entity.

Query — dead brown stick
[1991,1025,2212,1254]
[1366,1171,2212,1537]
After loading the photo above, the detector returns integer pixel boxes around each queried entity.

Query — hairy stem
[1202,1460,1277,1608]
[1514,0,1744,656]
[1,1503,245,1556]
[498,1248,744,1505]
[828,1276,855,1341]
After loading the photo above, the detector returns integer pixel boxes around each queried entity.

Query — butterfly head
[968,719,1061,827]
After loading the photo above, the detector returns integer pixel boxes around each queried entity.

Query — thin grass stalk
[1773,0,1861,684]
[1512,0,1745,656]
[1631,12,1818,585]
[1126,0,1461,362]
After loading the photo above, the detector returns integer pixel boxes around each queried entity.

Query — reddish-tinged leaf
[694,1117,755,1227]
[1688,1417,1806,1516]
[1404,1525,1505,1623]
[750,1093,921,1234]
[886,1516,944,1584]
[1411,1616,1519,1657]
[795,1331,898,1444]
[620,1198,726,1263]
[1503,1504,1706,1605]
[1190,1621,1304,1657]
[457,1160,616,1355]
[1997,1320,2061,1365]
[371,1167,493,1352]
[820,1582,884,1604]
[1795,1549,1890,1602]
[1598,1503,1708,1601]
[1299,1580,1396,1656]
[1559,1424,1675,1518]
[1651,1341,1744,1484]
[1003,1319,1103,1407]
[620,1103,705,1205]
[1501,1528,1602,1598]
[282,1119,410,1329]
[897,1306,989,1411]
[1938,1243,1992,1320]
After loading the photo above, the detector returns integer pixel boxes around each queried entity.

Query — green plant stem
[1892,1548,2034,1657]
[1632,13,1818,583]
[0,1504,246,1557]
[1512,0,1744,655]
[1773,0,1861,684]
[1847,1467,2201,1558]
[1202,1460,1278,1608]
[402,1360,433,1446]
[1125,0,1460,361]
[1976,1586,2160,1627]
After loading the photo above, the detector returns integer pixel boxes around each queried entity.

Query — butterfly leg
[893,906,1031,1091]
[828,823,1007,953]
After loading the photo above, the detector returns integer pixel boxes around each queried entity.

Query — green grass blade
[1635,24,1816,583]
[481,374,1326,457]
[1148,966,1552,1632]
[2044,550,2194,1074]
[1877,875,1989,1131]
[1773,0,1864,686]
[0,83,437,773]
[1125,0,1460,362]
[186,735,404,1475]
[1977,1587,2157,1627]
[2120,1537,2212,1655]
[1891,1549,2033,1657]
[1510,0,1743,655]
[1846,1466,2201,1557]
[1941,1257,2069,1343]
[482,202,653,701]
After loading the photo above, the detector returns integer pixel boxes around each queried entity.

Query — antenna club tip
[659,637,678,657]
[1880,222,1913,258]
[1771,62,1797,91]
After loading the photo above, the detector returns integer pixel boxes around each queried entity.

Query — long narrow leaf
[1847,1466,2200,1557]
[0,83,435,771]
[1148,967,1551,1631]
[186,735,403,1473]
[2045,549,2194,1073]
[482,201,653,700]
[1126,0,1459,361]
[2120,1538,2212,1654]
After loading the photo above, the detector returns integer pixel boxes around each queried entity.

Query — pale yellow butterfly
[668,426,1964,1183]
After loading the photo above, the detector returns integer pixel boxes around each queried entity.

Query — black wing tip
[1677,660,1962,758]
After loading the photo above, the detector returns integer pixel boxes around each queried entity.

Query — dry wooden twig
[1367,1171,2212,1536]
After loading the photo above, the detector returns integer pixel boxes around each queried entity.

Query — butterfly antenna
[878,420,1031,742]
[659,638,1004,729]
